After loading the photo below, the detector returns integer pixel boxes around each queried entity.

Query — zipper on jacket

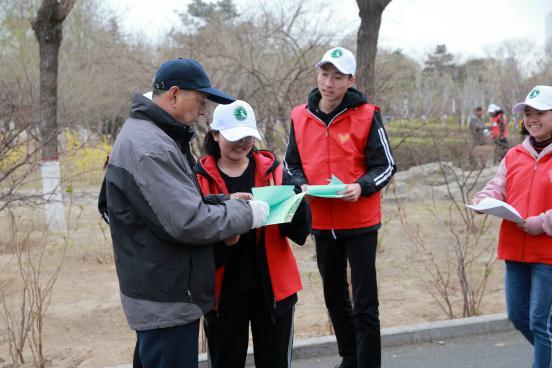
[306,108,347,127]
[521,158,539,260]
[187,257,193,303]
[306,108,348,231]
[325,109,346,230]
[331,229,337,239]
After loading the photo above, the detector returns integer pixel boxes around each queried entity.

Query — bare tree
[1,224,36,365]
[355,0,392,101]
[31,0,76,232]
[1,196,79,367]
[169,0,332,155]
[375,49,419,119]
[0,81,43,213]
[392,131,498,318]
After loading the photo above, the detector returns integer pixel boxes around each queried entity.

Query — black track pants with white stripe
[315,230,381,368]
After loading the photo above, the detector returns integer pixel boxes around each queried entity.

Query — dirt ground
[0,193,506,368]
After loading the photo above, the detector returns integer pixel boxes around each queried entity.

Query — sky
[108,0,552,61]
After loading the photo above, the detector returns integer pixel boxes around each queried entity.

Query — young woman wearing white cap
[472,85,552,368]
[195,100,310,368]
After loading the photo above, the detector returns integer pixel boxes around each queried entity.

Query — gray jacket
[105,94,253,330]
[469,113,486,146]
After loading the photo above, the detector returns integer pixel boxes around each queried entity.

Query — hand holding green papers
[304,175,346,198]
[251,175,346,225]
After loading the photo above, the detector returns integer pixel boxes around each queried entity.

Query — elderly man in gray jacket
[469,106,487,147]
[102,58,268,368]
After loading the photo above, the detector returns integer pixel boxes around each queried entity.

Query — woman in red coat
[195,100,310,368]
[475,86,552,368]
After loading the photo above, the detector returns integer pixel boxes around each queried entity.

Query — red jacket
[195,150,302,308]
[290,103,381,229]
[497,143,552,264]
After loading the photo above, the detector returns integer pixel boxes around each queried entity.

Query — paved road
[292,330,532,368]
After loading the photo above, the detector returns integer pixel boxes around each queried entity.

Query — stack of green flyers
[251,175,346,225]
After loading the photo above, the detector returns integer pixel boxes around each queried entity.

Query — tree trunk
[356,0,392,102]
[35,24,61,160]
[31,0,76,233]
[32,0,75,160]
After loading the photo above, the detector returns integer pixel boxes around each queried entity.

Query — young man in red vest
[285,47,396,368]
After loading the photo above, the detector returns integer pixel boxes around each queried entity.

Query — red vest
[291,103,381,230]
[490,113,508,139]
[498,145,552,264]
[196,150,302,308]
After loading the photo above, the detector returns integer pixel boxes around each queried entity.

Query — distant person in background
[473,85,552,368]
[487,103,509,162]
[468,106,486,147]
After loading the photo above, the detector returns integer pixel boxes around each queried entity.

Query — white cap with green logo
[315,47,356,76]
[210,100,262,142]
[512,85,552,113]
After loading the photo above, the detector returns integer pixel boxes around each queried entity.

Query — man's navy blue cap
[154,58,235,104]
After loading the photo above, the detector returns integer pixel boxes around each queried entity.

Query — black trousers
[315,230,381,368]
[134,320,200,368]
[204,288,294,368]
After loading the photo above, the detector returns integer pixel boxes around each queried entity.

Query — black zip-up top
[284,87,396,237]
[195,150,311,321]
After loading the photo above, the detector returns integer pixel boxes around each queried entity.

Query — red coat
[196,150,302,308]
[498,144,552,264]
[290,103,381,230]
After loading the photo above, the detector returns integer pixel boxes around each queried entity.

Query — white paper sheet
[465,197,524,224]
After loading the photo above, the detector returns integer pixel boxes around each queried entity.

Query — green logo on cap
[529,89,540,99]
[233,106,247,121]
[331,49,343,58]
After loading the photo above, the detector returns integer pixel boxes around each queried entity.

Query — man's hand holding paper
[252,186,306,225]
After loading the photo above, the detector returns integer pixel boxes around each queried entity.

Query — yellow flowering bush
[0,142,27,173]
[61,130,111,185]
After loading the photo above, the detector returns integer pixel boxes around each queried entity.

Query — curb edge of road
[113,313,512,368]
[203,312,512,367]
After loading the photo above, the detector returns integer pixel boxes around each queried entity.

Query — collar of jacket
[521,136,552,159]
[196,149,279,191]
[307,87,368,116]
[128,93,196,144]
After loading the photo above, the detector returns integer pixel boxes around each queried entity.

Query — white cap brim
[315,61,350,75]
[512,101,552,113]
[219,126,262,142]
